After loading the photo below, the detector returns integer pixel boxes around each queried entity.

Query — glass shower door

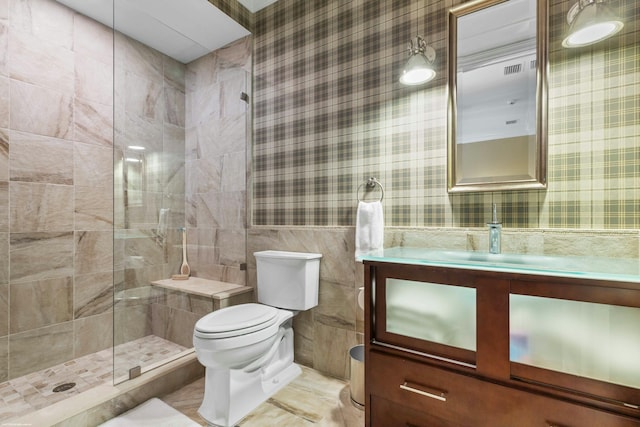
[112,13,188,383]
[112,2,251,383]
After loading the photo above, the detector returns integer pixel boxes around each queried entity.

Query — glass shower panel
[112,25,188,384]
[386,279,477,351]
[112,5,251,382]
[510,294,640,389]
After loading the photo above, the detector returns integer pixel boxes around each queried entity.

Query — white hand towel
[157,208,170,240]
[355,200,384,260]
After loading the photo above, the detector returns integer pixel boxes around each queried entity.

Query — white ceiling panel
[56,0,250,63]
[237,0,278,13]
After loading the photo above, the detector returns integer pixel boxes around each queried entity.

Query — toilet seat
[194,303,278,339]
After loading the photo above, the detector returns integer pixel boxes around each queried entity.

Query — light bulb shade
[562,1,623,48]
[399,50,436,86]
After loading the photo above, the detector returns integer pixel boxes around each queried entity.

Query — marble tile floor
[0,335,187,422]
[161,365,365,426]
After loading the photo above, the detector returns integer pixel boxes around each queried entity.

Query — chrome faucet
[488,203,501,254]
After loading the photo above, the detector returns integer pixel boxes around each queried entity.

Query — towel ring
[357,177,384,202]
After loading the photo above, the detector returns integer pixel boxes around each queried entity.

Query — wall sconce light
[399,36,436,86]
[562,0,623,48]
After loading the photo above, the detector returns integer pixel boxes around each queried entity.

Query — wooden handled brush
[180,227,190,276]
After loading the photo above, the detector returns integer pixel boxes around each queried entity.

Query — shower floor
[0,335,188,422]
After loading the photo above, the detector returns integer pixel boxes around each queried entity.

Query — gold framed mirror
[447,0,548,193]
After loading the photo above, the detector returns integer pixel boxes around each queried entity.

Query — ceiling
[55,0,255,63]
[455,0,537,144]
[457,0,536,62]
[237,0,278,13]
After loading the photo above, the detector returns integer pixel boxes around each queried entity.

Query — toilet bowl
[193,250,322,427]
[194,304,288,370]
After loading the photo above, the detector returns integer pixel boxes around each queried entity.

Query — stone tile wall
[0,0,189,381]
[0,0,250,384]
[0,0,115,380]
[151,287,253,348]
[247,227,358,379]
[248,226,640,380]
[185,37,252,285]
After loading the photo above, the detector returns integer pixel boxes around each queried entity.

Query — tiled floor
[162,365,365,426]
[0,339,363,426]
[112,335,189,379]
[0,335,187,422]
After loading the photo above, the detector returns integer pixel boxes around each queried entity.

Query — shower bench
[150,277,254,347]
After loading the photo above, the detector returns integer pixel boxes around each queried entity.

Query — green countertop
[360,247,640,283]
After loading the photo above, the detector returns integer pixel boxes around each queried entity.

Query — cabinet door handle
[400,381,447,402]
[546,423,570,427]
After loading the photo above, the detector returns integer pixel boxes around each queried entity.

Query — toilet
[193,250,322,427]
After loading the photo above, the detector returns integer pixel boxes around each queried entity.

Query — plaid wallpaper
[208,0,253,31]
[252,0,640,229]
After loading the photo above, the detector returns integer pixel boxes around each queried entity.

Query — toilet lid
[195,303,279,338]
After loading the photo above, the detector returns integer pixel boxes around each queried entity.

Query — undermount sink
[434,250,564,268]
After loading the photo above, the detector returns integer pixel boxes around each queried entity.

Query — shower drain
[52,382,76,393]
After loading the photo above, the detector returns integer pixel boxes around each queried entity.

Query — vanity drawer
[370,394,451,427]
[368,351,506,425]
[525,395,640,427]
[368,351,639,427]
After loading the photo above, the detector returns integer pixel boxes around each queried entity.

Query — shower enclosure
[0,0,251,421]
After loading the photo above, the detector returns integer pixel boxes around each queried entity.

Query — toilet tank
[254,250,322,310]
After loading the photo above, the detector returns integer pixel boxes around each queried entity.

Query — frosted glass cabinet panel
[510,294,640,389]
[386,279,476,351]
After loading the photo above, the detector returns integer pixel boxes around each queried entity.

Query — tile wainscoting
[248,226,639,380]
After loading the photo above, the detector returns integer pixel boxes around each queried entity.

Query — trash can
[349,344,365,408]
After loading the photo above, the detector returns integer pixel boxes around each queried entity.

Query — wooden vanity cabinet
[363,260,640,427]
